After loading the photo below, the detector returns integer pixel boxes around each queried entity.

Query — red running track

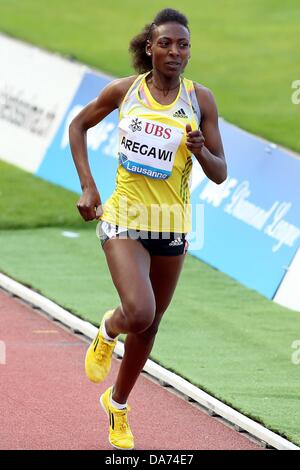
[0,289,264,450]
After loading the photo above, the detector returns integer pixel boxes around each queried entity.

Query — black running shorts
[98,221,188,256]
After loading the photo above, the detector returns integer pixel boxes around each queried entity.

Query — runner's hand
[76,187,103,221]
[185,123,205,156]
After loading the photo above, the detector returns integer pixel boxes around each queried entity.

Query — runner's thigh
[102,238,155,317]
[150,254,185,316]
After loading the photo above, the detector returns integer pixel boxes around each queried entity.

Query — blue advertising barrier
[37,71,119,203]
[37,70,300,300]
[190,120,300,299]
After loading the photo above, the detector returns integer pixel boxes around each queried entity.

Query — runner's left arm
[186,85,227,184]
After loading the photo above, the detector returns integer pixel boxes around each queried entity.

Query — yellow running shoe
[100,386,134,450]
[85,310,118,383]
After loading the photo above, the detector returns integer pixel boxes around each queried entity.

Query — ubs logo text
[145,122,171,139]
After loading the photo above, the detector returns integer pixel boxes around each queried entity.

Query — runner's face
[147,22,191,77]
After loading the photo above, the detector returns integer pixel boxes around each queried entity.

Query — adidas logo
[169,237,184,247]
[173,108,188,118]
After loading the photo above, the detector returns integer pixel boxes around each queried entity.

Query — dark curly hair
[129,8,189,74]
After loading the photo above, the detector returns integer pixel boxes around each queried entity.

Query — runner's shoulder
[193,82,215,102]
[192,82,216,117]
[107,75,139,108]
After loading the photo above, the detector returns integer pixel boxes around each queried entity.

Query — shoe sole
[84,350,102,384]
[85,344,108,384]
[85,326,118,384]
[100,395,134,451]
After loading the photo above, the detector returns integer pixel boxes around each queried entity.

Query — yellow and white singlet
[100,70,201,233]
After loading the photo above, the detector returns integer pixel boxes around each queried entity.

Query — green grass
[1,161,300,445]
[0,161,87,230]
[1,227,300,445]
[0,0,299,152]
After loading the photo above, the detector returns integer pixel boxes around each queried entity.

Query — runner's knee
[138,311,165,340]
[122,298,156,334]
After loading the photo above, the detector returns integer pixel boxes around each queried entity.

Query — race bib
[118,116,184,180]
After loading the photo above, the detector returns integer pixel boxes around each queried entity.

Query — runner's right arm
[69,76,136,221]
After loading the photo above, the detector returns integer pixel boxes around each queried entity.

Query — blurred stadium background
[0,0,299,446]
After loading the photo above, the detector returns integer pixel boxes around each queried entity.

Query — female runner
[69,8,227,450]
